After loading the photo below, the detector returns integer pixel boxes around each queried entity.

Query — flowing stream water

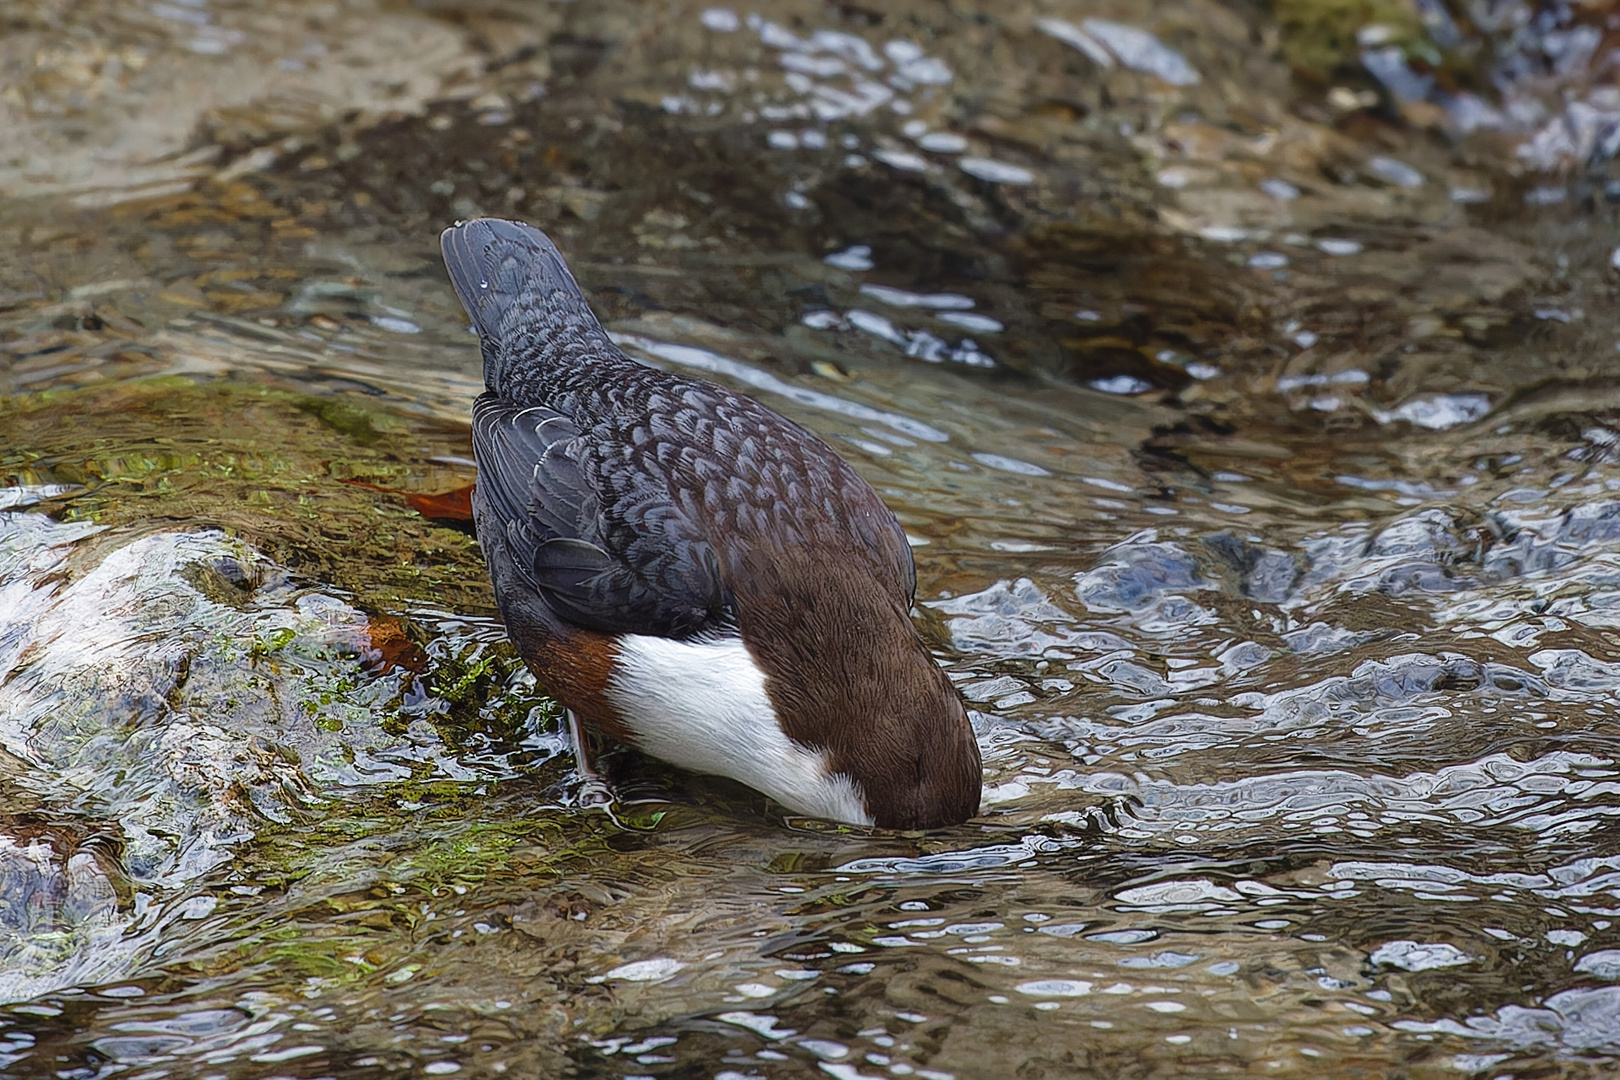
[3,1,1620,1076]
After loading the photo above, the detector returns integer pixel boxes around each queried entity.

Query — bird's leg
[567,709,614,809]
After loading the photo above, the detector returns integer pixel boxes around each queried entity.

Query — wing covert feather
[471,394,731,638]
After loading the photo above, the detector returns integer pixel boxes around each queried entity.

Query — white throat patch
[605,633,874,826]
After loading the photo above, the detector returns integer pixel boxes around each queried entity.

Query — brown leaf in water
[404,484,475,522]
[364,615,430,676]
[339,479,475,522]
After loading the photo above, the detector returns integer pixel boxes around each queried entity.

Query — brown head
[731,550,982,829]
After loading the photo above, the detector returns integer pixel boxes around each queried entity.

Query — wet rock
[0,509,546,1002]
[0,377,488,608]
[0,821,129,1002]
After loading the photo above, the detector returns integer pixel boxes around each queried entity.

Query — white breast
[604,632,874,826]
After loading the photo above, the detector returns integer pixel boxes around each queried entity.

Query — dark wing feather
[471,393,731,638]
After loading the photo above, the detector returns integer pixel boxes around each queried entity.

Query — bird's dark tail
[440,218,609,396]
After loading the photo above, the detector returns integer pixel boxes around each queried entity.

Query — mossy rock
[0,374,490,613]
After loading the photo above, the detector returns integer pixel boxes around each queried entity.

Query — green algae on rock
[0,374,488,612]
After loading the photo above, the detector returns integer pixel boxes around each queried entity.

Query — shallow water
[3,0,1620,1077]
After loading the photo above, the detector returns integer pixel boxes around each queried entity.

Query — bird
[439,218,981,829]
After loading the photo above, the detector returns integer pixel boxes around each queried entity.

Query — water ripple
[1028,751,1617,842]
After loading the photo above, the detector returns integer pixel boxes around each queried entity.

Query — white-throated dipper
[440,218,981,828]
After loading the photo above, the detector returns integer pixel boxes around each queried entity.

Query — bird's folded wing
[471,393,731,638]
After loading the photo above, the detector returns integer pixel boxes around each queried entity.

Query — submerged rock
[0,508,544,1002]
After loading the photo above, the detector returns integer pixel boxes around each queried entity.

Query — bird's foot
[574,775,616,810]
[563,710,666,825]
[566,708,623,819]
